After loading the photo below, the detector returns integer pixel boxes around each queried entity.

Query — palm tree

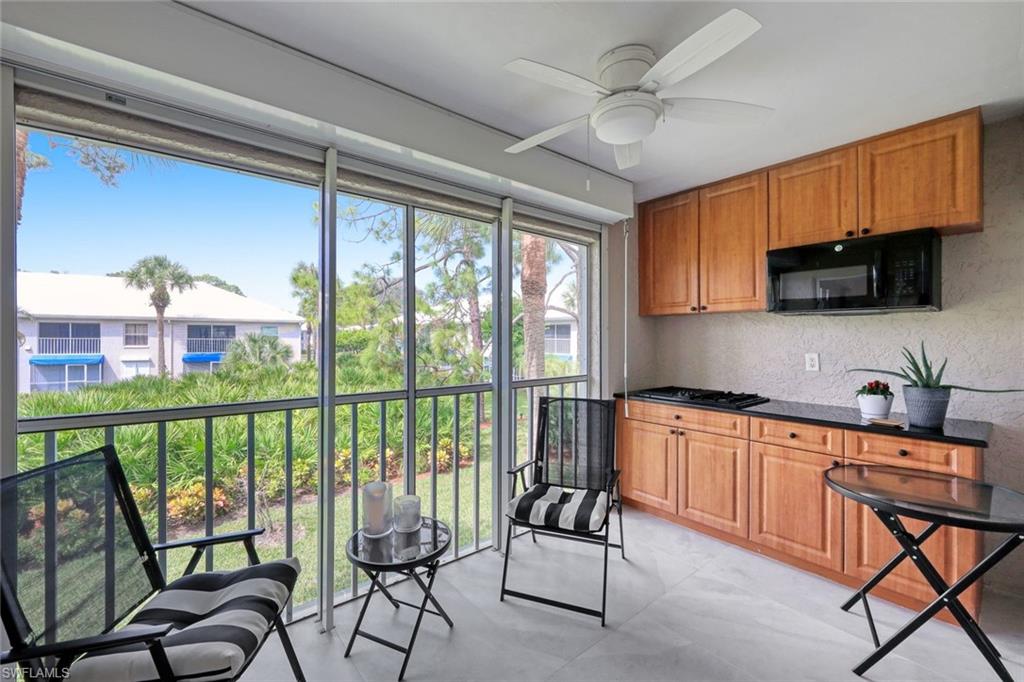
[225,333,293,368]
[123,256,194,376]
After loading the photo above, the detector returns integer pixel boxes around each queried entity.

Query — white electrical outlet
[805,353,820,372]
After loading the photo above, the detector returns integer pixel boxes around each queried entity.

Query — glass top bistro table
[344,517,453,681]
[825,464,1024,682]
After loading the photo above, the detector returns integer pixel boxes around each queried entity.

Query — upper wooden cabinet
[768,148,858,249]
[638,191,699,315]
[698,172,768,313]
[858,110,982,235]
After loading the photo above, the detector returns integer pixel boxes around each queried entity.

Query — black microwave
[767,229,941,314]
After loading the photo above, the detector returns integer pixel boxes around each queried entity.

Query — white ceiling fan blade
[663,98,774,124]
[505,58,611,97]
[613,141,642,170]
[639,9,761,93]
[505,115,590,154]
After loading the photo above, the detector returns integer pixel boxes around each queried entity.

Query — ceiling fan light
[594,105,658,145]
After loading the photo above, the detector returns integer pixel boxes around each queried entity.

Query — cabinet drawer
[751,418,842,456]
[623,400,749,438]
[844,432,971,474]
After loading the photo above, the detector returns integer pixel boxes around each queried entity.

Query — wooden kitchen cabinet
[699,172,768,313]
[677,430,749,538]
[618,416,678,513]
[638,191,700,315]
[750,444,843,571]
[768,148,858,249]
[858,109,982,236]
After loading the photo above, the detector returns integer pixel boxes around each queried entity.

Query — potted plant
[855,380,893,420]
[850,343,1023,428]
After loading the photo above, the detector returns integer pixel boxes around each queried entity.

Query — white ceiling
[187,2,1024,201]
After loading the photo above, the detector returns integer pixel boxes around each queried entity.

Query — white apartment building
[17,272,304,393]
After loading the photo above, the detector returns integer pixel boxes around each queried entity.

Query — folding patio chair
[0,444,305,681]
[499,397,624,625]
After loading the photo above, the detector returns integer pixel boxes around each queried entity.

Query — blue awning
[182,352,224,363]
[29,354,104,366]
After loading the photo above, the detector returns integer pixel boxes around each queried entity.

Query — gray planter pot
[903,386,951,428]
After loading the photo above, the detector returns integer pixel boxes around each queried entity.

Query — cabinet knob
[861,228,870,235]
[690,306,697,312]
[700,305,708,311]
[845,230,855,238]
[674,414,681,420]
[788,432,797,439]
[832,460,841,467]
[898,448,910,457]
[669,429,676,435]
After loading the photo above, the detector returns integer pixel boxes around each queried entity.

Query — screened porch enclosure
[9,79,604,631]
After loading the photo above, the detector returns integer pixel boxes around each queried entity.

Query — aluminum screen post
[0,65,16,480]
[317,148,338,632]
[495,197,515,551]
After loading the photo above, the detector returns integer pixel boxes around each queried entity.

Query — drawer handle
[898,448,910,457]
[669,429,675,435]
[832,460,840,467]
[861,228,870,235]
[788,432,797,439]
[845,230,855,238]
[674,414,681,420]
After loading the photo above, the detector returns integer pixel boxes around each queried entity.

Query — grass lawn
[164,459,494,607]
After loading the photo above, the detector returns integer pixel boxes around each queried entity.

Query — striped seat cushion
[68,557,300,682]
[507,484,609,532]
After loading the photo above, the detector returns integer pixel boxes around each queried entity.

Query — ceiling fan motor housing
[591,91,663,145]
[597,44,656,91]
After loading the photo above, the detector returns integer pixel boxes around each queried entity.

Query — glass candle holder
[393,494,422,532]
[361,481,393,538]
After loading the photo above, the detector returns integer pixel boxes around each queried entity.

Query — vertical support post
[157,422,168,574]
[495,198,514,551]
[284,409,294,621]
[403,205,417,495]
[204,417,214,571]
[473,392,481,550]
[317,148,338,632]
[430,397,438,521]
[378,401,387,481]
[247,413,256,530]
[453,395,460,558]
[0,66,16,479]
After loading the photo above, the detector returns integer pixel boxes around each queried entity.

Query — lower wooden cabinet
[678,431,749,538]
[750,444,843,571]
[619,417,677,513]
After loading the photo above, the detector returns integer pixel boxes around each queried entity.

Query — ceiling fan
[503,9,773,170]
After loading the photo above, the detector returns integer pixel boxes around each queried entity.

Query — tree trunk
[463,252,483,354]
[15,129,27,226]
[155,308,167,376]
[521,234,548,379]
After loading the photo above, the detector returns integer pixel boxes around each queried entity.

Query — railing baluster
[44,431,57,644]
[379,401,387,482]
[558,384,565,487]
[285,409,294,621]
[512,388,518,472]
[473,392,481,550]
[247,413,256,530]
[573,384,579,488]
[453,395,460,559]
[431,396,438,521]
[350,404,359,597]
[204,417,214,571]
[527,386,535,468]
[157,422,167,574]
[104,426,116,626]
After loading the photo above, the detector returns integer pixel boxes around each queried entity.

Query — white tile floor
[245,508,1023,682]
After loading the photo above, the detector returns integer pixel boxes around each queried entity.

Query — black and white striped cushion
[68,557,300,682]
[507,484,608,532]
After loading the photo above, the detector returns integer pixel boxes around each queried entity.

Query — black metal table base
[842,507,1023,682]
[344,562,453,680]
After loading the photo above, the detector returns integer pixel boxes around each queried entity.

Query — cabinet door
[699,173,768,312]
[639,191,699,315]
[858,110,981,235]
[843,497,981,615]
[619,418,678,513]
[768,148,858,249]
[678,431,749,537]
[750,444,843,571]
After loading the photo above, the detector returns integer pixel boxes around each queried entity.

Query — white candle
[394,494,421,532]
[362,481,392,537]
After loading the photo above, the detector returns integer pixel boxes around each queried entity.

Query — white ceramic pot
[857,394,894,420]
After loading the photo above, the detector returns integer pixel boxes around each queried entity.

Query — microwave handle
[872,263,880,299]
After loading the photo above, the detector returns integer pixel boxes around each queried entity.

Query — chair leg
[500,522,513,601]
[600,525,610,627]
[274,614,306,682]
[531,530,537,543]
[617,498,626,561]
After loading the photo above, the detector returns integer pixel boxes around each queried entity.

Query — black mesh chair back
[534,397,616,491]
[0,445,161,660]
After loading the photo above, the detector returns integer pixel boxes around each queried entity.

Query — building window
[124,323,149,347]
[544,322,573,356]
[30,362,102,392]
[122,360,151,378]
[261,325,279,337]
[36,322,101,354]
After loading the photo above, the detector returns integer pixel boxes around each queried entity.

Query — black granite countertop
[612,392,993,448]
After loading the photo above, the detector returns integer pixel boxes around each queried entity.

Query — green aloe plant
[849,342,1023,392]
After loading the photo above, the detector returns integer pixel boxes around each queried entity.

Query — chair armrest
[153,528,264,552]
[507,460,535,476]
[1,624,173,664]
[606,469,621,491]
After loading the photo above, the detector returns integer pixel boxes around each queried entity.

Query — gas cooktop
[628,386,770,409]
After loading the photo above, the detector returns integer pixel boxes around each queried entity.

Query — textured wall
[650,116,1024,594]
